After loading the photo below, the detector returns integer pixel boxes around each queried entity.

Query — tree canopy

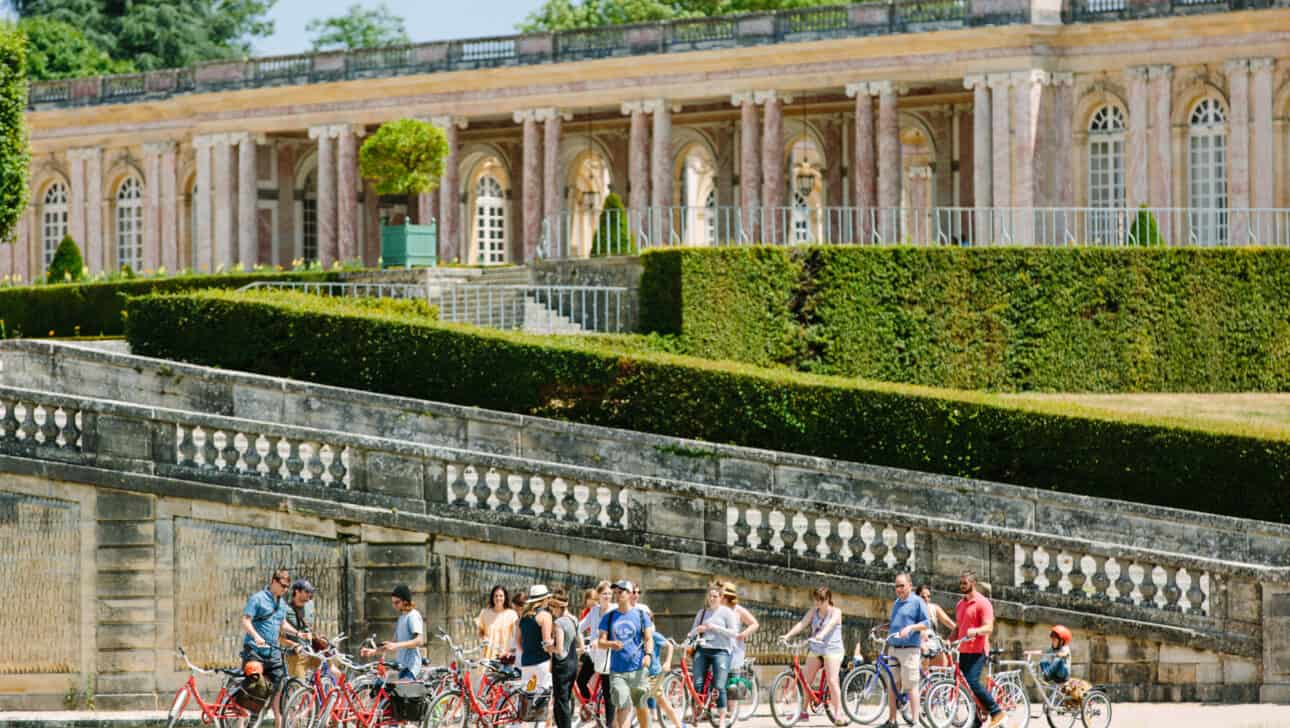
[9,0,275,71]
[359,118,448,197]
[307,2,410,51]
[19,17,134,81]
[518,0,833,31]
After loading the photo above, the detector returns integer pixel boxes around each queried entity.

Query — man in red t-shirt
[954,570,1003,727]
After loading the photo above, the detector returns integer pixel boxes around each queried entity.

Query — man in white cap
[516,584,555,693]
[597,580,654,728]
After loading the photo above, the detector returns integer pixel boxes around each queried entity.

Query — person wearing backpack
[597,580,654,728]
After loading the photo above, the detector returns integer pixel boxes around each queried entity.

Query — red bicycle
[570,666,608,728]
[164,646,290,728]
[425,629,539,728]
[768,638,847,728]
[922,638,1029,728]
[305,648,402,728]
[657,637,736,728]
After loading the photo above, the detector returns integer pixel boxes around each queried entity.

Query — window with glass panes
[115,177,143,271]
[474,176,507,265]
[1188,98,1228,245]
[1087,105,1126,243]
[41,183,69,268]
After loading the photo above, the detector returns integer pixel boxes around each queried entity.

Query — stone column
[276,143,296,266]
[213,134,235,270]
[433,117,466,263]
[988,73,1013,216]
[337,125,359,264]
[876,82,902,241]
[85,148,103,273]
[67,149,87,248]
[825,115,844,209]
[514,110,543,262]
[846,83,878,241]
[964,76,992,210]
[14,209,30,283]
[142,142,167,271]
[1012,71,1047,243]
[192,136,214,271]
[308,125,338,266]
[235,133,258,268]
[732,93,760,240]
[1052,74,1075,207]
[1251,59,1275,214]
[908,165,932,242]
[1147,66,1174,210]
[1126,66,1149,208]
[757,90,785,243]
[364,180,381,266]
[647,99,675,245]
[1227,59,1251,244]
[159,143,179,271]
[624,102,651,238]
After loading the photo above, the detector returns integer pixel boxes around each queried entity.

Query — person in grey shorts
[597,580,654,728]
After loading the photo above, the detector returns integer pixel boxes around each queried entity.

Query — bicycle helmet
[1050,625,1073,646]
[243,660,264,678]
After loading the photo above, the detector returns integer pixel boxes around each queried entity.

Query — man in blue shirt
[597,580,654,728]
[884,572,931,728]
[241,568,309,686]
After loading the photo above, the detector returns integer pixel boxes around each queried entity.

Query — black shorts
[241,645,287,685]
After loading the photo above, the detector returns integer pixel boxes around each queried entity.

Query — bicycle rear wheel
[425,690,466,728]
[768,672,803,728]
[281,684,317,728]
[733,671,759,722]
[840,664,885,725]
[1042,691,1078,728]
[995,680,1030,728]
[923,682,971,728]
[1078,690,1111,728]
[654,673,686,728]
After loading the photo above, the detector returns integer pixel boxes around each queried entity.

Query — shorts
[520,661,553,692]
[285,652,322,680]
[889,647,921,692]
[609,669,650,709]
[646,671,667,698]
[241,646,287,685]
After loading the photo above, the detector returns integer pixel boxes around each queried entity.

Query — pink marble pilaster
[84,148,103,273]
[142,143,163,271]
[363,179,380,266]
[1126,66,1149,208]
[160,143,179,271]
[236,133,259,268]
[213,134,235,270]
[624,103,651,236]
[337,125,359,264]
[908,166,932,241]
[987,75,1013,214]
[964,76,992,210]
[876,83,901,240]
[1226,59,1251,243]
[192,137,214,271]
[733,94,760,240]
[846,83,877,241]
[15,209,30,283]
[540,109,565,246]
[516,111,543,262]
[67,150,86,248]
[1011,71,1046,242]
[1052,74,1075,207]
[309,125,338,267]
[649,99,674,210]
[1251,58,1275,212]
[1148,66,1173,211]
[824,116,844,209]
[758,91,785,243]
[276,143,296,266]
[434,118,465,263]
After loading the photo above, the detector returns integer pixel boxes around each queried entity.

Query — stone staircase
[419,266,590,333]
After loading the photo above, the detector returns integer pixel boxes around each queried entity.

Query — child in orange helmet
[1040,625,1072,683]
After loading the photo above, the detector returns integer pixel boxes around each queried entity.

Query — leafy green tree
[519,0,831,31]
[359,119,448,219]
[0,24,27,245]
[9,0,275,71]
[591,193,636,256]
[307,2,410,51]
[19,17,134,81]
[46,235,83,283]
[1129,205,1164,247]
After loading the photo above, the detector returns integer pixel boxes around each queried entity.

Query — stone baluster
[605,485,626,528]
[1068,555,1088,597]
[243,434,263,475]
[779,511,800,555]
[263,437,284,480]
[0,400,16,442]
[538,477,557,517]
[848,522,867,564]
[560,480,580,522]
[824,519,844,561]
[177,427,197,466]
[1043,548,1063,593]
[1186,572,1207,615]
[60,409,81,450]
[196,428,216,469]
[306,443,325,483]
[515,473,537,515]
[471,467,491,509]
[583,485,603,526]
[448,464,469,506]
[220,432,240,473]
[756,509,776,552]
[891,527,912,571]
[1137,565,1159,608]
[1090,555,1111,600]
[1162,567,1183,612]
[491,469,513,513]
[329,446,348,485]
[1113,559,1135,604]
[801,514,822,559]
[732,507,752,549]
[1018,545,1040,589]
[36,406,56,445]
[869,524,889,567]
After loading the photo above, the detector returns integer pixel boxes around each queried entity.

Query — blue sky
[258,0,539,56]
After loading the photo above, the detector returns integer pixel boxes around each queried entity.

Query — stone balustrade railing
[25,0,1273,111]
[0,380,1275,663]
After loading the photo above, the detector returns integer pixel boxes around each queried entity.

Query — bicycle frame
[166,647,254,726]
[939,644,1020,722]
[787,652,831,708]
[675,644,718,720]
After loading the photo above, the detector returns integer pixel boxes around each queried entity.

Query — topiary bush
[46,235,84,283]
[590,193,636,257]
[122,288,1290,523]
[1128,206,1164,247]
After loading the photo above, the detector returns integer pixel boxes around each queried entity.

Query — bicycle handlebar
[176,646,216,675]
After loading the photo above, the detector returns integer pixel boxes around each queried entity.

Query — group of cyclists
[193,566,1103,728]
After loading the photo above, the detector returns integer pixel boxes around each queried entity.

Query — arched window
[1087,105,1126,243]
[1188,98,1228,245]
[474,176,507,265]
[115,176,143,271]
[41,182,69,268]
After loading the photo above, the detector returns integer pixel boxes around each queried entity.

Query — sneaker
[798,713,809,722]
[986,713,1007,728]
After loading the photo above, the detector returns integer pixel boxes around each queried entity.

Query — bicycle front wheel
[840,664,885,725]
[923,682,971,728]
[996,679,1030,728]
[768,672,803,728]
[425,690,465,728]
[735,671,759,722]
[165,687,191,728]
[1042,690,1078,728]
[1078,690,1111,728]
[280,684,317,728]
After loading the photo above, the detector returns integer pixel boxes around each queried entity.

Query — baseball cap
[391,584,413,602]
[611,579,635,592]
[291,579,315,594]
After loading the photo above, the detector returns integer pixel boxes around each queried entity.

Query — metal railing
[539,205,1290,258]
[238,280,632,334]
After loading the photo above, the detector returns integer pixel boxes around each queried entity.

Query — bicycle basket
[518,689,551,722]
[233,675,271,712]
[390,680,430,722]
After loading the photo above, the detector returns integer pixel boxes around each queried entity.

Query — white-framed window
[41,182,69,268]
[474,175,507,265]
[115,176,143,271]
[1188,98,1228,245]
[1087,105,1126,244]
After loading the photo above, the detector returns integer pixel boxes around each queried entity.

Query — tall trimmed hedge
[0,270,340,338]
[124,289,1290,523]
[0,25,29,243]
[640,246,1290,392]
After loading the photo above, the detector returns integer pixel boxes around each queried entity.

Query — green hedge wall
[0,271,341,338]
[124,289,1290,523]
[640,246,1290,392]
